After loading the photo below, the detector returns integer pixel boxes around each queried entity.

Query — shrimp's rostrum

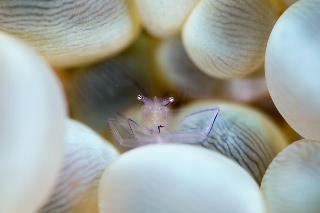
[108,95,220,148]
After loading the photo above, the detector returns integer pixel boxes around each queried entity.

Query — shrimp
[108,95,220,148]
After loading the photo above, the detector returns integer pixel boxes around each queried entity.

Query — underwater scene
[0,0,319,212]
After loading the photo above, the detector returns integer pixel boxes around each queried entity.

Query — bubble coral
[0,0,140,67]
[265,0,320,140]
[0,32,66,213]
[0,0,319,212]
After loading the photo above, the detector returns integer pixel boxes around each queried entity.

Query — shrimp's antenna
[137,94,150,105]
[129,77,149,97]
[111,61,149,97]
[161,97,174,106]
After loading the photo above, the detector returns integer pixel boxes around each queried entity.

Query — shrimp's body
[108,95,219,148]
[138,95,173,135]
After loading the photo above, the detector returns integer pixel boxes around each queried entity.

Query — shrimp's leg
[108,118,129,143]
[174,107,220,143]
[184,107,220,137]
[108,118,140,148]
[108,117,155,148]
[112,112,140,139]
[127,118,138,139]
[127,119,162,146]
[127,118,156,137]
[114,112,144,138]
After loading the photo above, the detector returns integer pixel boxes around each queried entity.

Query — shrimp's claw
[108,117,158,148]
[107,118,136,147]
[173,107,220,143]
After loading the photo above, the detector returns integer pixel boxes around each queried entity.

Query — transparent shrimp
[108,95,220,148]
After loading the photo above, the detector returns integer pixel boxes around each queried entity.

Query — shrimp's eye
[161,97,174,106]
[137,94,150,105]
[168,97,174,103]
[137,94,144,101]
